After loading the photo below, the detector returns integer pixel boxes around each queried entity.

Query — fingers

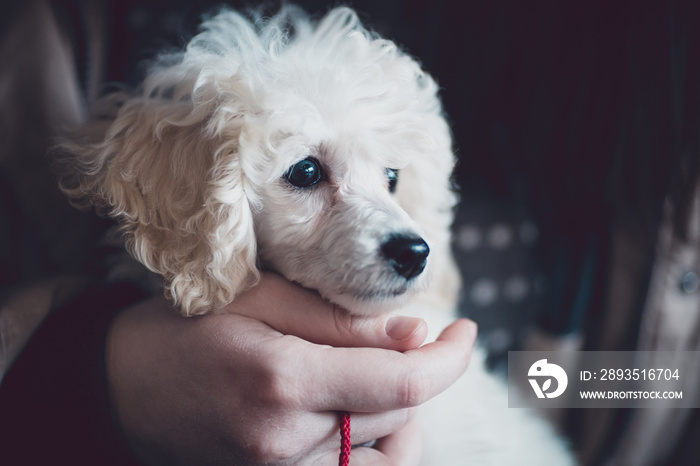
[137,294,476,415]
[340,408,417,448]
[372,417,423,466]
[314,417,422,466]
[223,272,428,351]
[314,447,400,466]
[298,319,478,412]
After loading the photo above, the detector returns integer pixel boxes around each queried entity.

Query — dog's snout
[381,235,429,280]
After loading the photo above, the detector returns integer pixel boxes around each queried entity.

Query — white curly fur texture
[59,6,456,316]
[58,6,575,464]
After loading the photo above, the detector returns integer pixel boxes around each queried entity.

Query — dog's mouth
[352,285,409,301]
[321,282,415,315]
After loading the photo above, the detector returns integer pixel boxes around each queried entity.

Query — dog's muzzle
[380,234,429,280]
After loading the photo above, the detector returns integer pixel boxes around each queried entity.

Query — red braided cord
[339,411,352,466]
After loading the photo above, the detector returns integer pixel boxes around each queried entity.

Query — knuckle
[332,304,358,338]
[403,406,418,423]
[257,347,303,409]
[332,305,374,342]
[242,433,299,464]
[396,369,431,408]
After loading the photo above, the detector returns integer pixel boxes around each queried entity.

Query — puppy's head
[58,6,457,316]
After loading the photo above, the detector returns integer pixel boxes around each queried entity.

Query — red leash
[339,411,352,466]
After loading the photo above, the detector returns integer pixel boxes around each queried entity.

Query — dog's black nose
[381,235,430,280]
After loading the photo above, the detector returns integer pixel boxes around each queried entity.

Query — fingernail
[385,316,425,341]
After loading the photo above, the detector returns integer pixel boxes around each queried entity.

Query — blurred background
[3,1,700,464]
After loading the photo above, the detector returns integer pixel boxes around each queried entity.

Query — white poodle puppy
[59,6,575,465]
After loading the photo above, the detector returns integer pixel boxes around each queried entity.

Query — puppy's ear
[57,93,259,315]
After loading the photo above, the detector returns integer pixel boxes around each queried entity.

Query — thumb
[222,272,427,351]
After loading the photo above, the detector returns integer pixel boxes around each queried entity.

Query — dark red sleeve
[0,282,147,466]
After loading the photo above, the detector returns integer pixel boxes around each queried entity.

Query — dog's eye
[386,168,399,193]
[285,158,323,188]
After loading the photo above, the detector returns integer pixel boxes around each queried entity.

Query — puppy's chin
[320,288,415,316]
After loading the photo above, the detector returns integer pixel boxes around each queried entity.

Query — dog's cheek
[253,197,321,272]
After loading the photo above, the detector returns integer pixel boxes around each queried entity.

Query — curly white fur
[59,6,455,316]
[58,6,575,464]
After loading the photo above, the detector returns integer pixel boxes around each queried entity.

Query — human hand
[107,273,477,465]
